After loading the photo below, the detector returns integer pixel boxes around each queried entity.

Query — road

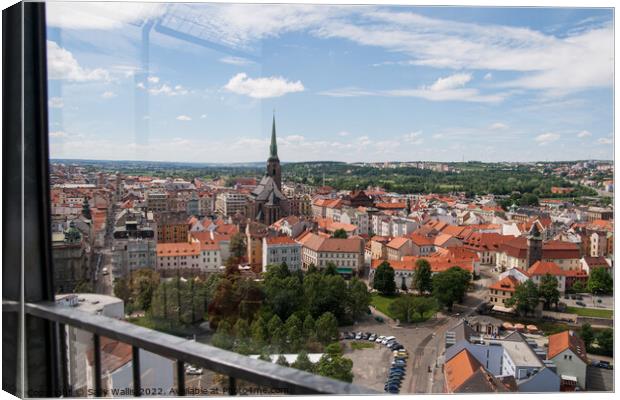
[351,264,497,394]
[94,247,114,295]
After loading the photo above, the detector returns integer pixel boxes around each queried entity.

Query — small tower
[266,113,282,190]
[526,222,543,268]
[81,196,92,220]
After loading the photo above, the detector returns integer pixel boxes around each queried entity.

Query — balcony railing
[3,300,375,396]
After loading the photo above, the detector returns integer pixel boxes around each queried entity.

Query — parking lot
[343,342,392,392]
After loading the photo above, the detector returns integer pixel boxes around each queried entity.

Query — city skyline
[47,3,613,163]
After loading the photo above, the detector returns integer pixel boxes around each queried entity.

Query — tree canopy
[431,267,471,311]
[372,261,396,295]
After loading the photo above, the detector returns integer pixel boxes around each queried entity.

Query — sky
[46,2,614,163]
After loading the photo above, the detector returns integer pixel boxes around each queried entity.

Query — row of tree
[264,343,354,383]
[212,311,339,355]
[372,260,471,311]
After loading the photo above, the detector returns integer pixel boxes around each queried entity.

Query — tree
[345,278,371,322]
[233,319,250,341]
[284,315,303,352]
[331,229,348,239]
[571,280,586,294]
[538,274,560,310]
[131,269,160,311]
[579,323,595,349]
[303,273,348,322]
[264,273,303,321]
[372,261,396,295]
[229,232,246,259]
[212,320,234,350]
[302,314,316,340]
[315,312,339,345]
[74,280,94,293]
[113,277,131,304]
[412,259,432,295]
[412,296,437,320]
[595,328,613,356]
[431,267,471,311]
[276,355,290,367]
[587,267,613,295]
[251,317,268,348]
[324,262,338,275]
[267,315,285,350]
[505,280,539,316]
[258,351,272,362]
[388,295,417,323]
[314,353,353,383]
[291,351,314,372]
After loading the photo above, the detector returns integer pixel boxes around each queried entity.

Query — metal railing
[3,300,375,396]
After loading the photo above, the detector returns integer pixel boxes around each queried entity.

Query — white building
[262,236,302,272]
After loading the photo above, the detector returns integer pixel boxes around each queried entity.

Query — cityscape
[45,2,613,397]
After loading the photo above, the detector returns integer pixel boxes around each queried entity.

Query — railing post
[132,346,141,397]
[228,376,237,396]
[176,360,185,396]
[58,323,69,396]
[93,334,102,397]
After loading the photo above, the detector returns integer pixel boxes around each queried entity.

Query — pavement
[343,343,391,392]
[562,293,614,310]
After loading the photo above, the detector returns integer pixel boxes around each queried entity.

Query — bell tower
[526,222,543,268]
[267,113,282,190]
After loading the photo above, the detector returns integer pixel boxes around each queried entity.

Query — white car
[382,336,396,345]
[376,335,385,343]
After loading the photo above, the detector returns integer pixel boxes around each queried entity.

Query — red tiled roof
[489,275,519,292]
[266,236,297,245]
[386,237,410,250]
[547,331,588,363]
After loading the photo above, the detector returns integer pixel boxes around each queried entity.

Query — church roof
[251,176,287,202]
[269,114,278,160]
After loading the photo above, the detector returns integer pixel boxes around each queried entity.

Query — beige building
[215,191,248,217]
[298,232,364,273]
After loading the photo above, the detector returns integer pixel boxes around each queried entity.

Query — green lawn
[566,307,613,319]
[371,293,400,319]
[350,342,375,350]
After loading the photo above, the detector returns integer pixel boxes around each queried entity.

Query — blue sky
[46,2,614,163]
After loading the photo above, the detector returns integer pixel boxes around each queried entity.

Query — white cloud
[338,131,350,137]
[315,9,612,94]
[597,137,612,145]
[200,114,208,119]
[432,133,445,139]
[219,56,255,66]
[147,76,160,83]
[47,41,109,82]
[101,91,116,99]
[489,122,508,130]
[318,87,375,97]
[429,73,471,91]
[224,73,304,98]
[49,131,69,138]
[403,131,423,144]
[46,3,167,29]
[320,74,506,103]
[147,83,188,96]
[483,73,493,81]
[535,132,561,145]
[176,115,192,121]
[577,130,592,138]
[136,82,146,89]
[48,97,64,108]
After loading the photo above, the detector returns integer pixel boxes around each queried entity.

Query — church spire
[269,112,278,160]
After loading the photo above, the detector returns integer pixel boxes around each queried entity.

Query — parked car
[575,295,584,300]
[355,332,363,340]
[576,301,587,307]
[369,334,377,341]
[382,336,396,345]
[593,360,613,370]
[375,316,384,323]
[376,335,386,343]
